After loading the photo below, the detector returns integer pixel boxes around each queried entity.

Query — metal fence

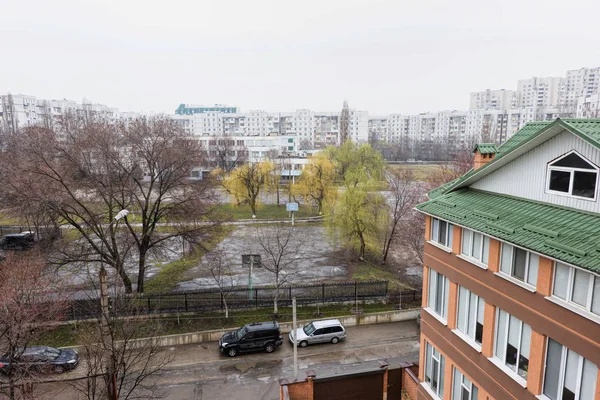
[67,280,401,320]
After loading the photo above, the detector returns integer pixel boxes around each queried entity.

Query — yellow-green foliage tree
[327,179,385,260]
[294,153,337,214]
[326,140,384,186]
[326,143,386,259]
[224,161,275,217]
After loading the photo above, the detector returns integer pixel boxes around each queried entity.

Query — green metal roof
[473,143,498,155]
[433,119,600,198]
[416,188,600,273]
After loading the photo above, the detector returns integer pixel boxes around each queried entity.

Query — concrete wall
[146,308,419,348]
[66,309,419,351]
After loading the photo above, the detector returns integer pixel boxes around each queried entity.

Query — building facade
[415,119,600,399]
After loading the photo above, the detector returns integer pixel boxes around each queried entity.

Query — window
[546,151,598,200]
[543,339,598,400]
[494,309,531,380]
[453,368,479,400]
[553,262,600,316]
[431,218,454,248]
[456,286,485,345]
[461,229,490,265]
[428,269,449,321]
[500,243,538,287]
[424,342,445,398]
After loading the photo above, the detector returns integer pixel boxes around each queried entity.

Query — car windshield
[236,327,248,339]
[41,348,60,360]
[303,323,316,336]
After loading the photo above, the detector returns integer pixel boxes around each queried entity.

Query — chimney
[473,143,498,170]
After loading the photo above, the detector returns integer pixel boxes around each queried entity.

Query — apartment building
[517,77,563,108]
[368,116,388,144]
[414,118,600,400]
[561,67,600,111]
[469,90,519,110]
[0,93,119,132]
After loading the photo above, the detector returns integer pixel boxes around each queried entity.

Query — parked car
[0,232,36,251]
[219,321,283,357]
[0,346,79,374]
[289,319,346,348]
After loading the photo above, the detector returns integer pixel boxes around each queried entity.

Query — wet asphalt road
[157,320,420,400]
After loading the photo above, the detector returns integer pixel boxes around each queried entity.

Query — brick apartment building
[415,119,600,399]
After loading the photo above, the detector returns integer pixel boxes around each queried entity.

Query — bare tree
[201,249,235,318]
[265,149,284,206]
[298,138,312,151]
[254,223,304,316]
[0,252,68,400]
[1,115,223,293]
[207,136,248,174]
[398,212,426,265]
[427,146,474,190]
[339,101,350,144]
[76,292,173,400]
[380,168,422,264]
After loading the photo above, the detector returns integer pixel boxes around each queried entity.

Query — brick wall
[401,365,420,400]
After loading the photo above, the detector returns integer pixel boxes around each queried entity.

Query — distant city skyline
[2,0,600,115]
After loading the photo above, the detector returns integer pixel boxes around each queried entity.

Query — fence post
[255,288,258,307]
[384,281,389,297]
[354,282,358,299]
[289,287,292,300]
[322,283,325,304]
[220,292,224,312]
[184,293,188,312]
[147,297,151,311]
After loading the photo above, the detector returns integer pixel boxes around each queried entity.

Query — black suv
[0,232,35,251]
[219,322,283,357]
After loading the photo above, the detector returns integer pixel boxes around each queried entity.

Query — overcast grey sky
[2,0,599,114]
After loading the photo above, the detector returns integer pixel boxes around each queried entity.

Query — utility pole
[100,267,117,400]
[292,297,298,381]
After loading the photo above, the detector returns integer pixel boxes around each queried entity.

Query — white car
[289,319,346,347]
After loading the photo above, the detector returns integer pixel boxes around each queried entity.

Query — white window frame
[461,228,490,265]
[493,309,531,381]
[455,286,485,347]
[427,269,449,322]
[424,342,445,399]
[545,150,599,201]
[541,338,598,400]
[499,243,538,288]
[430,217,454,249]
[552,262,600,317]
[452,367,478,400]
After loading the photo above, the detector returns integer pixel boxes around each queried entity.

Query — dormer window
[546,151,598,200]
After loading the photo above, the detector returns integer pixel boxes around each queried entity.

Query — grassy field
[35,302,415,347]
[352,261,415,290]
[144,225,235,295]
[387,163,440,181]
[215,203,320,220]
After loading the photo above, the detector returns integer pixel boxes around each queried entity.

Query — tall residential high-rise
[469,90,519,110]
[561,67,600,111]
[516,76,563,108]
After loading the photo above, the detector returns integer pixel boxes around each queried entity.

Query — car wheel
[227,347,238,357]
[54,366,65,373]
[331,337,339,344]
[265,343,276,353]
[299,341,308,348]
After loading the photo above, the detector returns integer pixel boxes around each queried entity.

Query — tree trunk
[273,296,279,316]
[276,183,280,206]
[382,224,397,264]
[224,298,229,319]
[358,233,366,261]
[116,260,133,294]
[137,251,146,294]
